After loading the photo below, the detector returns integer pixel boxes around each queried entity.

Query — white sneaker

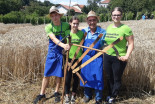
[108,97,115,104]
[65,96,70,104]
[71,95,75,104]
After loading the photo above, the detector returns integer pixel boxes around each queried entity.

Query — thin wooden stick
[61,36,71,104]
[72,43,106,53]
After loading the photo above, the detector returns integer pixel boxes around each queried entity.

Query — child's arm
[49,33,70,51]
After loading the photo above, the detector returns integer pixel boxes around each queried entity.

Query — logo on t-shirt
[106,33,119,38]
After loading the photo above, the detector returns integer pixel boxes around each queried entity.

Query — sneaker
[65,96,70,104]
[95,99,102,104]
[106,96,111,102]
[108,97,115,104]
[71,95,75,104]
[33,94,46,104]
[54,92,61,103]
[83,96,91,103]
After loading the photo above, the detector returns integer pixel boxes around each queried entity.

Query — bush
[152,11,155,17]
[78,15,87,22]
[61,16,68,22]
[31,17,37,25]
[135,12,143,20]
[124,11,134,20]
[38,17,44,25]
[3,13,17,24]
[99,14,104,22]
[2,11,26,24]
[0,15,3,22]
[45,17,51,24]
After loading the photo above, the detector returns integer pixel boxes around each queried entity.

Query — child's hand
[63,44,70,51]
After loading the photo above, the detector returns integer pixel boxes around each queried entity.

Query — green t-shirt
[45,22,69,38]
[65,30,84,59]
[105,24,133,56]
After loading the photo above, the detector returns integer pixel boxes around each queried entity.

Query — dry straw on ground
[0,20,155,104]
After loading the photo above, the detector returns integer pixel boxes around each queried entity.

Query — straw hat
[49,6,63,17]
[87,10,99,20]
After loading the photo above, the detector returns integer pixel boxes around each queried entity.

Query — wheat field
[0,20,155,104]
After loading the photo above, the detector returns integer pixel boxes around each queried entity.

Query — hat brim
[50,11,64,17]
[87,15,100,21]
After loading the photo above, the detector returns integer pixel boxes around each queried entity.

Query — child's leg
[55,77,61,92]
[40,77,50,95]
[65,69,72,96]
[54,77,61,103]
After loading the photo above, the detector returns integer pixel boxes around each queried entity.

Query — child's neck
[113,22,121,28]
[53,21,61,26]
[71,29,78,33]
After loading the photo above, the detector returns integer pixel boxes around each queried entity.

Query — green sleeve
[124,25,133,37]
[45,24,53,38]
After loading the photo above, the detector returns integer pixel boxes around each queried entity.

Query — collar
[87,26,100,35]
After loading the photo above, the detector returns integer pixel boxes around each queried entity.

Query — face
[112,10,122,23]
[70,19,79,31]
[50,12,61,23]
[87,16,97,30]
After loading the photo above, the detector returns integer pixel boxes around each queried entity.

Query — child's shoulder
[62,22,69,25]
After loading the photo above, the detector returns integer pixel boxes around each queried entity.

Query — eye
[88,19,97,22]
[73,23,79,25]
[112,14,121,17]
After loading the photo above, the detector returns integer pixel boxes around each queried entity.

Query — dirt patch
[0,78,155,104]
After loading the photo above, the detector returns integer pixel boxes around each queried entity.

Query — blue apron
[80,36,104,90]
[44,23,64,77]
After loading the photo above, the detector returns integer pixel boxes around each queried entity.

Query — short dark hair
[111,7,123,15]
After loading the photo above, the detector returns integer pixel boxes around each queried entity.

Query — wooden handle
[61,36,71,104]
[72,43,106,53]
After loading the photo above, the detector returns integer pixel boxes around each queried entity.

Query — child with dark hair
[64,16,84,104]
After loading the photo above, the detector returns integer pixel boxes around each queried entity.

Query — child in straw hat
[33,6,70,104]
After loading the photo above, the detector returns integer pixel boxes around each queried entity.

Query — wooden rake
[69,33,103,85]
[72,36,123,73]
[71,33,103,71]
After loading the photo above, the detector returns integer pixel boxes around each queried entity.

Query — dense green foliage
[0,0,154,25]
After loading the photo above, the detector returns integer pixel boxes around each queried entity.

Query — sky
[38,0,87,5]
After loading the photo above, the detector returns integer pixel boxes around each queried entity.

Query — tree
[67,9,75,16]
[108,0,153,19]
[0,0,23,15]
[97,6,107,14]
[81,6,89,14]
[22,0,30,6]
[87,0,101,11]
